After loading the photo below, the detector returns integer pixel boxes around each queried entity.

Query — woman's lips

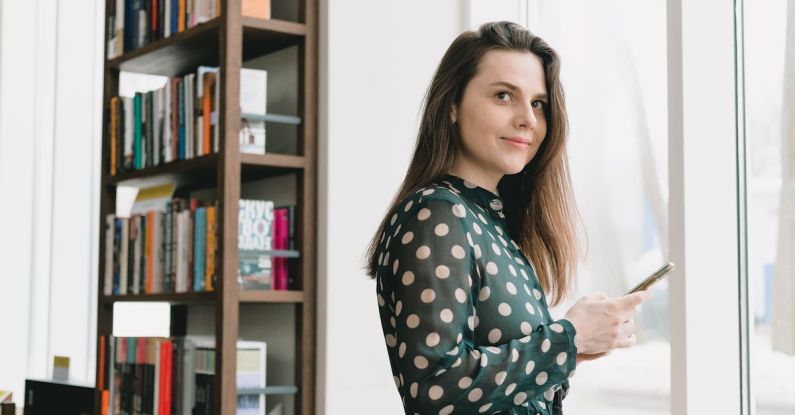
[502,137,530,149]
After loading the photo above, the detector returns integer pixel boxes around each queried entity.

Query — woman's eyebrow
[488,81,548,99]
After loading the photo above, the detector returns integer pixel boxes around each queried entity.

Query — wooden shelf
[106,153,219,189]
[239,289,304,303]
[107,17,306,76]
[102,292,215,305]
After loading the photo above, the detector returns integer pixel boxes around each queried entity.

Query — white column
[668,0,743,413]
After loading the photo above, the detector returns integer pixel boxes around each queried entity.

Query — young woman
[365,21,651,414]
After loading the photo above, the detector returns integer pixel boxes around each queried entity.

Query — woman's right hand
[563,290,652,355]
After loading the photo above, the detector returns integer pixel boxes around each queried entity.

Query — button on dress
[375,173,578,414]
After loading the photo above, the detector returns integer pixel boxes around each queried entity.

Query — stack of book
[104,197,218,296]
[106,0,221,59]
[99,335,267,415]
[238,199,297,291]
[108,66,220,176]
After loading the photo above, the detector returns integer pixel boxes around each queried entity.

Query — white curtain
[772,0,795,356]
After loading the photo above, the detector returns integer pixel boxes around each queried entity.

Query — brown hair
[364,21,584,306]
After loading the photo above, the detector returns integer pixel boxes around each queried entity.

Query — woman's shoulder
[391,180,470,219]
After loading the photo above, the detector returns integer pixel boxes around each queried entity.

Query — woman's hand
[563,290,652,355]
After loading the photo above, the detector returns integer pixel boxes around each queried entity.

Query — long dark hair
[364,21,583,306]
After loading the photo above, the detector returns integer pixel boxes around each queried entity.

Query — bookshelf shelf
[108,17,307,76]
[106,154,219,188]
[102,292,216,305]
[239,290,305,303]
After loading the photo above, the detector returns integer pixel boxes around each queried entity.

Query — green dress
[375,173,578,414]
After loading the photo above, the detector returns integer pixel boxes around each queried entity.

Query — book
[239,68,267,154]
[238,199,274,289]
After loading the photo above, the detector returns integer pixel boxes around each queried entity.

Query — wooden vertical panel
[217,0,243,414]
[296,0,318,413]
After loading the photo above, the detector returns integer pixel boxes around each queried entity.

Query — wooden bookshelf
[94,1,318,414]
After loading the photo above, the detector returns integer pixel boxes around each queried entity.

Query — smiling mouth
[502,137,531,148]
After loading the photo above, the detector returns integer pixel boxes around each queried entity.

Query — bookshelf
[94,0,317,414]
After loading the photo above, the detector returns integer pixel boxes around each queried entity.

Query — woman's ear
[450,105,458,124]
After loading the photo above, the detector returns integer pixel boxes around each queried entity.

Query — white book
[120,219,129,295]
[114,0,125,58]
[164,0,172,37]
[240,68,267,116]
[104,214,115,296]
[164,79,173,163]
[213,70,220,153]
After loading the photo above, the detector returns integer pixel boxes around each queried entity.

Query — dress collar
[438,173,505,217]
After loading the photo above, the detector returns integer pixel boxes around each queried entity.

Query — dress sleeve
[380,198,578,414]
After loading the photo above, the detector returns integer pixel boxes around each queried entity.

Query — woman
[365,21,651,414]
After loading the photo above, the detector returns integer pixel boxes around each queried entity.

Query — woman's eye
[496,91,511,101]
[532,100,547,111]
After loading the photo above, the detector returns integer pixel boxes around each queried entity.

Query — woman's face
[451,50,549,184]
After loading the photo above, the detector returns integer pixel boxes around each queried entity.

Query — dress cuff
[554,318,579,379]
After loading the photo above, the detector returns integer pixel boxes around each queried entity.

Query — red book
[274,208,289,290]
[163,340,172,415]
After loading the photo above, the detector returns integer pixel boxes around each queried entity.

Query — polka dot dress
[375,173,578,414]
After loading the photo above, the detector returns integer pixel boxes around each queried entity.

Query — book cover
[238,199,274,289]
[193,206,206,292]
[204,205,216,291]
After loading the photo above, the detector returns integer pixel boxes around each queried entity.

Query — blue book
[194,207,207,292]
[172,0,179,37]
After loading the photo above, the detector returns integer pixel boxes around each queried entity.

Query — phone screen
[624,262,675,295]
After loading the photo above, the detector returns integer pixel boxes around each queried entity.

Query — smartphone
[624,262,675,295]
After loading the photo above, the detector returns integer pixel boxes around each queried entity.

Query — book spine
[164,201,173,293]
[139,214,147,294]
[105,214,115,296]
[134,94,142,169]
[204,205,215,291]
[193,207,206,291]
[120,219,129,295]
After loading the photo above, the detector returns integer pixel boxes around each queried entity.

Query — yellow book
[205,205,216,291]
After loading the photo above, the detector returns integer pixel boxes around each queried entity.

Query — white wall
[317,1,466,413]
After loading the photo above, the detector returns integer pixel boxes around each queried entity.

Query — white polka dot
[399,343,407,357]
[466,232,474,247]
[473,244,482,259]
[378,252,383,265]
[385,334,396,347]
[535,371,548,385]
[422,188,435,195]
[488,328,502,343]
[385,236,391,249]
[541,339,551,353]
[416,245,431,259]
[473,222,482,234]
[520,269,529,280]
[468,388,483,402]
[486,262,498,275]
[509,265,517,276]
[514,392,527,405]
[428,385,444,400]
[520,321,532,335]
[473,315,480,328]
[434,223,449,236]
[393,375,400,389]
[539,402,547,410]
[568,369,577,379]
[505,383,516,395]
[544,387,555,401]
[495,371,507,385]
[480,354,488,367]
[451,245,466,259]
[526,303,536,315]
[506,282,517,295]
[406,314,420,328]
[402,271,415,286]
[447,346,459,355]
[410,382,418,398]
[525,360,535,374]
[393,224,402,236]
[403,200,414,212]
[458,377,473,389]
[470,349,481,360]
[439,405,454,415]
[550,323,564,333]
[478,213,488,224]
[498,303,512,316]
[452,357,463,368]
[392,259,399,274]
[435,265,450,279]
[390,316,396,327]
[491,243,501,255]
[390,213,397,225]
[395,301,403,315]
[511,349,519,362]
[455,288,467,303]
[377,294,385,307]
[421,289,436,303]
[417,208,431,221]
[426,332,440,347]
[556,352,568,365]
[457,333,463,342]
[452,204,466,218]
[401,232,414,244]
[478,403,492,413]
[440,309,454,323]
[533,288,543,300]
[478,286,491,301]
[415,356,429,369]
[499,236,508,247]
[467,316,475,331]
